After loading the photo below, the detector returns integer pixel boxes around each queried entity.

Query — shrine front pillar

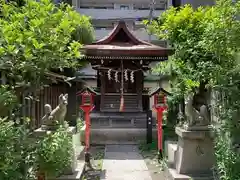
[100,71,105,111]
[136,71,143,111]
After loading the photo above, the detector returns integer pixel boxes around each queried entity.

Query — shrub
[36,127,73,178]
[0,117,34,180]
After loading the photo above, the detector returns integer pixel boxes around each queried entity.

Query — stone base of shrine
[80,126,157,144]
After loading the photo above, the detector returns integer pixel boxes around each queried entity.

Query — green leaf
[0,0,94,86]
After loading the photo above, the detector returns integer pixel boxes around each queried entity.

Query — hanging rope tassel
[119,95,124,112]
[119,59,124,112]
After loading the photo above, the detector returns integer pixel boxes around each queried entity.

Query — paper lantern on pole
[153,91,167,109]
[76,87,97,169]
[150,87,170,160]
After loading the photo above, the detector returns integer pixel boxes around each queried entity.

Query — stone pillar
[167,126,215,179]
[66,83,77,126]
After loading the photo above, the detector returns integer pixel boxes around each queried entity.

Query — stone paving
[100,145,152,180]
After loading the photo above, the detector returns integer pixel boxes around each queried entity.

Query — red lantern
[78,90,95,111]
[153,91,167,109]
[152,90,168,159]
[76,88,95,168]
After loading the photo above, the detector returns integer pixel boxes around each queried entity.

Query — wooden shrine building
[80,21,173,143]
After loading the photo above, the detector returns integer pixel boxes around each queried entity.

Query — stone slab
[167,168,191,180]
[175,127,212,140]
[100,145,152,180]
[183,125,211,131]
[166,141,178,167]
[167,168,214,180]
[34,126,76,138]
[80,128,157,145]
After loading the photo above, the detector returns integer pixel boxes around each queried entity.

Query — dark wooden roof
[81,21,173,59]
[149,87,171,97]
[76,86,99,96]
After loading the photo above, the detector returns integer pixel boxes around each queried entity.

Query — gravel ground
[80,145,105,180]
[138,141,167,180]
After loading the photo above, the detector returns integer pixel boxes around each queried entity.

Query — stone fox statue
[48,93,68,125]
[185,93,210,126]
[41,93,68,128]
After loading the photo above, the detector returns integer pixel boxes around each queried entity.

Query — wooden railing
[18,84,67,129]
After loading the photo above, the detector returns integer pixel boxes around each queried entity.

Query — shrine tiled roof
[81,21,173,58]
[84,43,164,50]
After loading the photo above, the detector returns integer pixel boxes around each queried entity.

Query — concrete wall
[73,0,168,42]
[181,0,215,8]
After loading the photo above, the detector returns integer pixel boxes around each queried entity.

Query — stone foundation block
[80,127,158,145]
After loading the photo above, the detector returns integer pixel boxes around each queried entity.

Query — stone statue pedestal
[166,126,215,180]
[34,126,84,178]
[40,124,60,131]
[41,121,69,131]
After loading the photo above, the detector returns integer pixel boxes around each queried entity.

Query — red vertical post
[37,171,45,180]
[157,109,163,151]
[155,106,167,160]
[79,105,94,169]
[78,89,95,169]
[152,91,168,160]
[85,110,90,151]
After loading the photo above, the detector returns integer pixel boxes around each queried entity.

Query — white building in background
[71,0,215,45]
[71,0,173,46]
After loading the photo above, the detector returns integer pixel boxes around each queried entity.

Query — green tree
[0,1,94,179]
[145,0,240,102]
[0,0,94,87]
[0,117,35,180]
[146,1,240,179]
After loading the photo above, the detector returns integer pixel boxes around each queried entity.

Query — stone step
[102,95,140,112]
[90,112,147,117]
[80,127,157,145]
[102,104,139,108]
[104,98,138,101]
[103,100,138,103]
[100,108,141,112]
[102,101,139,105]
[103,96,138,101]
[104,97,138,100]
[100,109,141,113]
[90,112,148,128]
[90,118,147,128]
